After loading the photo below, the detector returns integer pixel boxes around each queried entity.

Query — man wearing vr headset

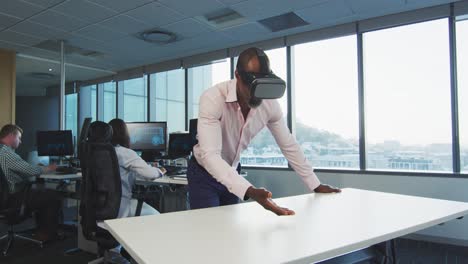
[188,47,340,216]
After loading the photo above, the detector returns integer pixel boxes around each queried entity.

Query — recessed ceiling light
[138,29,177,44]
[48,68,52,72]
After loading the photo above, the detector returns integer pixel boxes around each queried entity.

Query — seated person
[108,119,166,218]
[0,124,62,242]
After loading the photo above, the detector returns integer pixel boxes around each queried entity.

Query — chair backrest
[0,166,9,210]
[0,166,30,224]
[79,121,122,241]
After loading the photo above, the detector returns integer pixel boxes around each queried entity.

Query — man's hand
[41,163,57,174]
[314,184,341,193]
[245,186,295,216]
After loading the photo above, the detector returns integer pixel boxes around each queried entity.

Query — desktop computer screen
[126,122,167,152]
[167,133,192,159]
[36,130,74,157]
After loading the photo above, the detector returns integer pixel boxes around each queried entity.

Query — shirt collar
[225,79,238,103]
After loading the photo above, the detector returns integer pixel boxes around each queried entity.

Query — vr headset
[237,48,286,100]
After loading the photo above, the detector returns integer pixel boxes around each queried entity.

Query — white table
[39,172,82,180]
[104,188,468,264]
[136,175,187,186]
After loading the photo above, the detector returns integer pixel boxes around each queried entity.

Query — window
[188,60,230,119]
[294,35,359,169]
[65,93,78,138]
[79,84,97,130]
[240,48,288,167]
[364,19,452,172]
[457,18,468,172]
[150,69,185,132]
[119,76,147,122]
[100,82,116,122]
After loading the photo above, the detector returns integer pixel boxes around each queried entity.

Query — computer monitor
[126,122,167,161]
[36,130,74,157]
[189,119,198,148]
[167,133,192,159]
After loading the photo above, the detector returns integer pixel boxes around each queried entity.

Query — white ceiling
[0,0,458,95]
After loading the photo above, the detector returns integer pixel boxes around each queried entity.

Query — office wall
[15,96,59,159]
[244,169,468,246]
[0,49,16,127]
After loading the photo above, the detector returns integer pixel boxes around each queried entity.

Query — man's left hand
[314,184,341,193]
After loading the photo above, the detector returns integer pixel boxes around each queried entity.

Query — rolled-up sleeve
[194,91,252,199]
[6,152,42,179]
[120,148,162,181]
[266,101,321,191]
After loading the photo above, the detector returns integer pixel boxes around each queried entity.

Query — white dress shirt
[114,145,163,218]
[193,79,321,199]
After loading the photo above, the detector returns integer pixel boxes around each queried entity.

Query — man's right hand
[245,186,295,216]
[41,163,57,174]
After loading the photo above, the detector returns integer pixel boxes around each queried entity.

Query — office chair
[79,121,130,264]
[0,167,43,256]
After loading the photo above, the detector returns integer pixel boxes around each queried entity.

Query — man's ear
[235,70,241,81]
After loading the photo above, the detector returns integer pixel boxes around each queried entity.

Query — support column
[0,49,16,127]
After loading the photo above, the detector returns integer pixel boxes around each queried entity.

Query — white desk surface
[105,188,468,264]
[136,175,187,186]
[40,172,82,180]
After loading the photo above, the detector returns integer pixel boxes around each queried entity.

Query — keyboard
[55,166,78,174]
[164,165,187,176]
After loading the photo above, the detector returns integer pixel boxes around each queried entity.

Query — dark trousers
[8,188,62,236]
[187,158,240,210]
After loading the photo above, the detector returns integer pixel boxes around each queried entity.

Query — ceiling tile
[217,0,248,5]
[406,0,454,9]
[99,15,150,35]
[31,10,90,31]
[22,0,66,8]
[161,19,212,39]
[0,39,29,52]
[0,30,45,46]
[0,0,45,19]
[125,2,185,27]
[158,0,226,17]
[75,24,127,42]
[347,0,406,14]
[221,22,270,41]
[9,21,68,40]
[296,0,354,26]
[65,33,110,53]
[87,0,153,13]
[0,13,22,31]
[103,35,158,54]
[52,0,118,24]
[231,0,328,21]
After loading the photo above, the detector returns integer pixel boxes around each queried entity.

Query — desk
[104,188,468,264]
[39,172,82,181]
[134,175,188,215]
[135,175,187,186]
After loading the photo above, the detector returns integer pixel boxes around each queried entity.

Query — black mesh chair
[79,121,129,264]
[0,167,43,256]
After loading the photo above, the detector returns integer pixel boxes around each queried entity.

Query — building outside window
[65,93,77,139]
[364,19,452,172]
[150,69,185,132]
[457,17,468,172]
[188,60,230,119]
[293,35,359,169]
[119,76,148,122]
[99,81,116,122]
